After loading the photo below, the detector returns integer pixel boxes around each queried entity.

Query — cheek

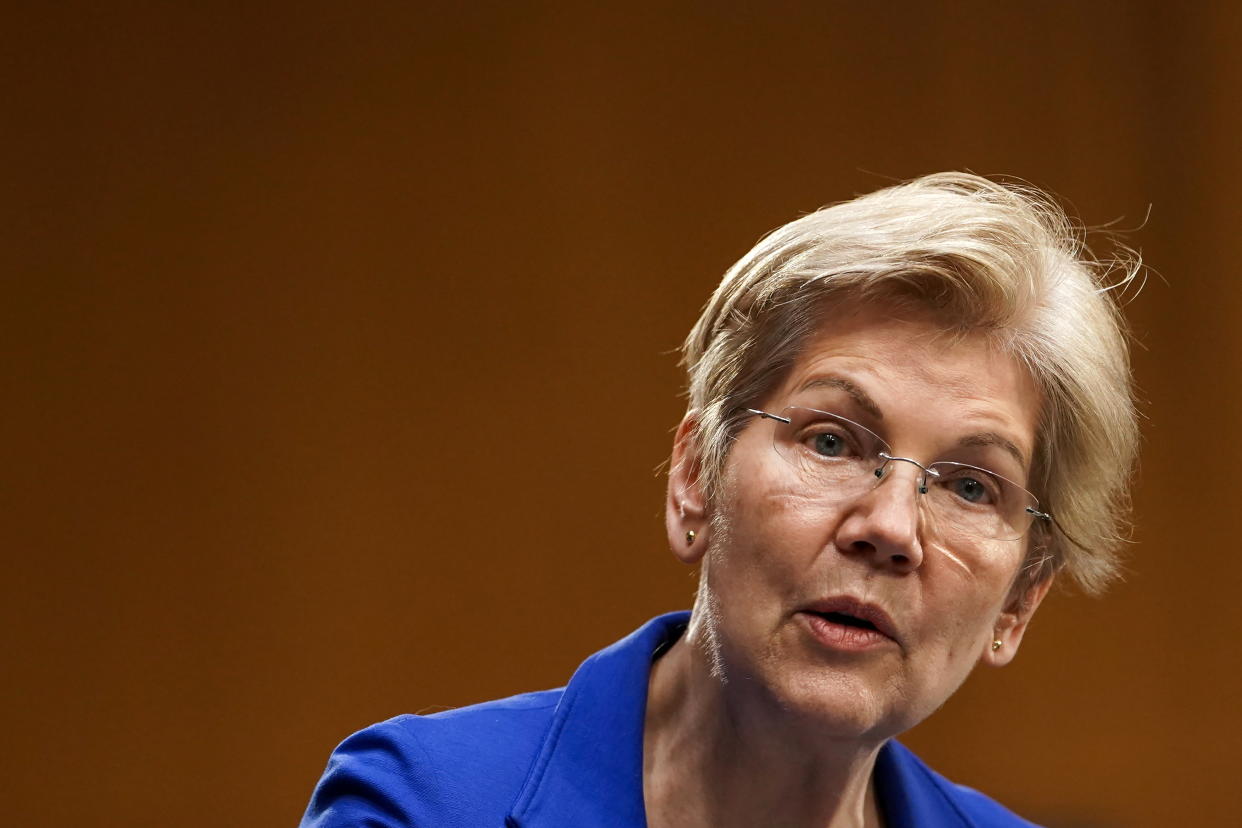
[925,560,1017,653]
[708,469,834,604]
[719,477,831,567]
[721,441,833,530]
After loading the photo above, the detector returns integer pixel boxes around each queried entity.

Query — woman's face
[685,304,1050,741]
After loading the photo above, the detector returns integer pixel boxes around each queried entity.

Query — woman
[302,173,1138,827]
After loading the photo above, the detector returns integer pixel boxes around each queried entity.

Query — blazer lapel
[875,740,975,828]
[507,613,690,828]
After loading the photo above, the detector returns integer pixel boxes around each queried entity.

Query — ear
[981,572,1055,667]
[666,411,710,565]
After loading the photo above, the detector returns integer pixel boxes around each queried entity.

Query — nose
[833,460,926,573]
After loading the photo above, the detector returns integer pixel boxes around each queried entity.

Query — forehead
[769,305,1041,456]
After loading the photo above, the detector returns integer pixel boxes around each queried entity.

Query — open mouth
[811,611,880,632]
[799,598,898,647]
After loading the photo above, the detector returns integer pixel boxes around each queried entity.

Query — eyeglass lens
[766,406,1040,541]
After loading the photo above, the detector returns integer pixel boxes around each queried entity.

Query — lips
[799,596,899,645]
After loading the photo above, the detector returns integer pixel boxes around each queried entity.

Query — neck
[643,624,886,828]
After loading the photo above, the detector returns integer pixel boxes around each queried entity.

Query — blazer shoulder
[413,687,563,764]
[300,689,563,828]
[883,741,1043,827]
[942,782,1043,828]
[913,760,1042,827]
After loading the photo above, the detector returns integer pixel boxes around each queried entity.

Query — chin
[765,666,913,743]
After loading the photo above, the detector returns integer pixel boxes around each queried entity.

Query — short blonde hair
[681,172,1139,595]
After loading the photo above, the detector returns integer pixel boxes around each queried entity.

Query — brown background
[7,3,1240,826]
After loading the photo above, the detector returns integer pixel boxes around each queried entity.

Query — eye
[942,472,1001,506]
[798,423,864,459]
[812,432,850,458]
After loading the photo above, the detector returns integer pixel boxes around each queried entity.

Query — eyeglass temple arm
[1026,507,1052,523]
[746,408,792,424]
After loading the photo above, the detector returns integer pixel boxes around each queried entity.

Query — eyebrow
[956,432,1029,475]
[797,376,883,420]
[797,375,1030,473]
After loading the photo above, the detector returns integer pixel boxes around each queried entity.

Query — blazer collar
[506,612,690,828]
[506,611,975,828]
[875,740,975,828]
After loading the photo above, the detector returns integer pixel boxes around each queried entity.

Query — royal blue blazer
[302,612,1039,827]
